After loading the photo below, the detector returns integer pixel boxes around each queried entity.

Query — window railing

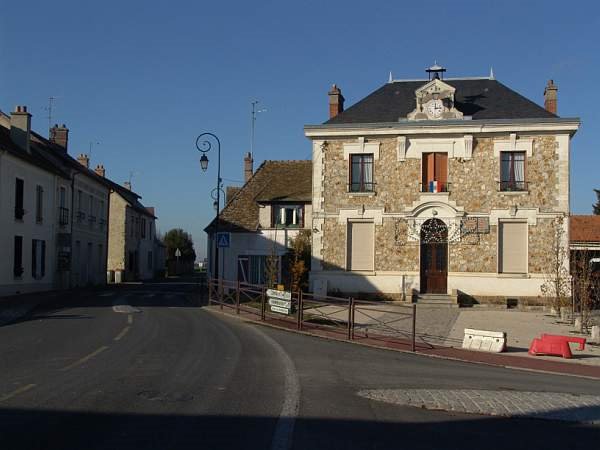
[348,182,376,193]
[59,207,69,226]
[420,181,451,193]
[499,181,528,192]
[76,211,86,222]
[14,207,24,220]
[88,215,97,223]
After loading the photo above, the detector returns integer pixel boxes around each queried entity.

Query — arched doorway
[420,218,448,294]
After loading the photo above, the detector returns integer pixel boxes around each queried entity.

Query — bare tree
[572,249,600,332]
[541,216,571,314]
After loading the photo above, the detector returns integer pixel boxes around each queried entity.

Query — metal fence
[208,278,423,351]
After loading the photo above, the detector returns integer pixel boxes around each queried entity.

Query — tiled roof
[325,78,556,124]
[570,215,600,243]
[205,160,312,232]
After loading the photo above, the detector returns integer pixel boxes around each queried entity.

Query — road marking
[252,328,300,450]
[61,346,109,371]
[114,326,130,341]
[0,384,36,402]
[128,315,133,324]
[99,292,115,297]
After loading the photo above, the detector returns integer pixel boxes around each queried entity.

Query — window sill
[497,273,529,278]
[499,191,529,195]
[348,192,376,198]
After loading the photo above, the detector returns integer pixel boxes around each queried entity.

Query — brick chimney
[544,79,558,115]
[77,153,90,169]
[244,152,253,182]
[328,84,344,119]
[94,164,105,177]
[10,106,31,153]
[49,124,69,151]
[124,181,131,191]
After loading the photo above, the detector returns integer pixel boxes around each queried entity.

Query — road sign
[216,232,230,248]
[267,289,293,315]
[175,248,182,257]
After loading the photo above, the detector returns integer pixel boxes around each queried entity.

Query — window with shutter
[347,221,374,271]
[499,222,528,274]
[421,153,449,192]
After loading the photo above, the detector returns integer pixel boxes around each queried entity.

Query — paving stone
[358,389,600,424]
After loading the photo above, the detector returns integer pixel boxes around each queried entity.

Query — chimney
[244,152,253,182]
[544,79,558,115]
[328,84,344,119]
[10,106,31,153]
[94,164,105,177]
[49,124,69,151]
[77,153,90,169]
[124,181,131,191]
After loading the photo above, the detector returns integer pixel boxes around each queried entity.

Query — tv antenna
[250,100,266,160]
[89,141,100,162]
[44,96,59,133]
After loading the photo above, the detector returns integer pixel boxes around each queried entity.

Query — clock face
[426,99,444,118]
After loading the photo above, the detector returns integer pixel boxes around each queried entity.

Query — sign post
[175,248,181,274]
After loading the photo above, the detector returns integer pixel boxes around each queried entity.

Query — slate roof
[205,160,312,233]
[570,216,600,243]
[325,78,557,124]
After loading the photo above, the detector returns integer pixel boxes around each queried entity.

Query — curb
[205,306,600,381]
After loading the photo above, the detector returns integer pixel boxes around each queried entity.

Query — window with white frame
[272,204,304,228]
[32,239,46,279]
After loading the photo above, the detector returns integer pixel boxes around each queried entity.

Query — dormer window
[272,204,304,228]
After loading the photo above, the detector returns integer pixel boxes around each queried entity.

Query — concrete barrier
[462,328,507,353]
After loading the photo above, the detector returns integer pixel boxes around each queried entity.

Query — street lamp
[196,132,222,280]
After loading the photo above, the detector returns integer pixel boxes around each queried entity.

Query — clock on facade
[426,99,444,118]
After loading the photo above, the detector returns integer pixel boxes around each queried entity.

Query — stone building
[106,180,159,281]
[205,158,312,285]
[304,66,579,304]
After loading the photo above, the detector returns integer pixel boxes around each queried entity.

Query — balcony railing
[499,181,529,192]
[420,181,451,193]
[348,182,376,193]
[59,207,69,226]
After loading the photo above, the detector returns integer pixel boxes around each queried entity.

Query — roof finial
[490,66,495,80]
[388,71,393,83]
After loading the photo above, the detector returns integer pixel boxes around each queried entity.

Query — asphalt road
[0,280,599,449]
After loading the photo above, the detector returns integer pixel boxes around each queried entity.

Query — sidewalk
[208,303,600,380]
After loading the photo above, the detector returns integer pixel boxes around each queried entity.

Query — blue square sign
[216,232,230,248]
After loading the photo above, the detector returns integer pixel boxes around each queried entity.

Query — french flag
[429,180,443,193]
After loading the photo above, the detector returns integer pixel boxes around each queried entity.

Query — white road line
[0,384,36,402]
[114,326,130,341]
[252,328,300,450]
[61,346,109,371]
[127,315,133,324]
[99,292,115,297]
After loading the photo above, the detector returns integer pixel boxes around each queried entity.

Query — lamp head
[200,154,209,172]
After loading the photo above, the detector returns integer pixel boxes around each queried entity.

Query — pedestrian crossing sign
[217,232,230,248]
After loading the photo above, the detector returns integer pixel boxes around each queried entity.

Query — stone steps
[415,293,457,306]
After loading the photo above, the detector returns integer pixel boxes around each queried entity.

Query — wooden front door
[420,219,448,294]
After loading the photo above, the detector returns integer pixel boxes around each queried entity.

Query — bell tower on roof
[426,62,447,80]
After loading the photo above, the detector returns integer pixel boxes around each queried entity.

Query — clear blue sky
[1,0,598,258]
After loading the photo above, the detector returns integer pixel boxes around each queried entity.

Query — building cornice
[304,118,581,138]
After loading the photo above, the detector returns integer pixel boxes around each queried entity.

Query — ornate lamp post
[196,132,221,279]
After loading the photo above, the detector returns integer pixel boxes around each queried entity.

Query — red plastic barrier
[528,334,587,359]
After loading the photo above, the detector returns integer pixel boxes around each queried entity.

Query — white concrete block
[462,328,507,353]
[591,325,600,344]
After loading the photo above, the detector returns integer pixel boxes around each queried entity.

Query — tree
[163,228,196,262]
[540,216,571,313]
[593,189,600,215]
[288,230,311,292]
[572,249,600,332]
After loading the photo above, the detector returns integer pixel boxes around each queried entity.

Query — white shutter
[499,222,527,273]
[348,222,374,271]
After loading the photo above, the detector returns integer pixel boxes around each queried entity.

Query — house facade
[107,182,159,281]
[205,159,312,286]
[0,107,70,295]
[305,67,579,303]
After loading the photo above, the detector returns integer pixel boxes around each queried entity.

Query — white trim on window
[493,133,533,157]
[343,137,380,160]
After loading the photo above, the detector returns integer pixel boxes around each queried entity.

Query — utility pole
[250,100,266,160]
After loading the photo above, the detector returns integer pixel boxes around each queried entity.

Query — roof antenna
[44,96,58,135]
[89,141,100,163]
[490,67,495,80]
[388,71,393,83]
